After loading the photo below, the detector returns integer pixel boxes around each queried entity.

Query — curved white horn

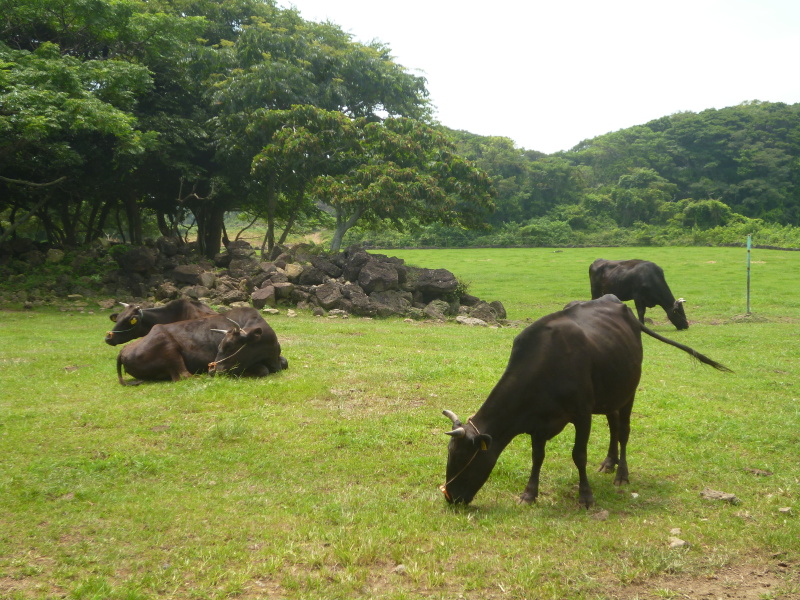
[444,427,466,439]
[677,298,686,303]
[442,410,462,426]
[210,329,229,333]
[118,301,130,307]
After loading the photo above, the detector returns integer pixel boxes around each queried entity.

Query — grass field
[1,246,798,599]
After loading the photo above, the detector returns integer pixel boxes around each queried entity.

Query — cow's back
[590,259,661,303]
[493,296,643,418]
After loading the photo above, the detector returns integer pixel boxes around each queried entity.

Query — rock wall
[1,238,507,325]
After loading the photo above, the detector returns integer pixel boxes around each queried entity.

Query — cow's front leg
[519,435,546,504]
[599,412,619,473]
[634,299,647,324]
[168,354,193,381]
[573,414,594,508]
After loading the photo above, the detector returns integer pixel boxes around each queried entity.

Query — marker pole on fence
[746,234,752,315]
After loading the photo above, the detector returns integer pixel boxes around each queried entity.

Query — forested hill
[431,101,800,247]
[2,0,798,253]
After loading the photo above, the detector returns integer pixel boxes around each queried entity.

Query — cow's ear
[474,434,492,451]
[110,313,118,322]
[246,327,263,341]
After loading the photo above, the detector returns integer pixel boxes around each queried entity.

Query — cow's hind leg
[598,412,619,473]
[614,401,633,486]
[573,414,594,508]
[519,434,546,504]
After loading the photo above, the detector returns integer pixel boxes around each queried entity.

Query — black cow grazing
[589,259,689,330]
[116,307,287,385]
[440,295,730,508]
[105,298,217,345]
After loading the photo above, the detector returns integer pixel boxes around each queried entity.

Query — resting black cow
[440,294,730,508]
[116,307,287,385]
[589,259,688,330]
[105,298,217,345]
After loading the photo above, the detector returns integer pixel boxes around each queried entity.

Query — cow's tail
[116,353,144,386]
[640,324,733,372]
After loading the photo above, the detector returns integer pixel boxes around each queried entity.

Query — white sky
[278,0,800,154]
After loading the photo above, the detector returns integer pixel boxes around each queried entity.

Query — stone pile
[0,237,507,325]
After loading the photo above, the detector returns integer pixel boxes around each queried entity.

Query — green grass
[1,247,798,599]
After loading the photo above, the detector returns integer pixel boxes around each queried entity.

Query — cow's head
[208,326,263,376]
[669,298,689,330]
[440,410,495,505]
[105,302,145,345]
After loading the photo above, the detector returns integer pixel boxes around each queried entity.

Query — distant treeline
[2,0,798,254]
[346,101,800,249]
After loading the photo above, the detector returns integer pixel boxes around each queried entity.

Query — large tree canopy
[1,0,466,256]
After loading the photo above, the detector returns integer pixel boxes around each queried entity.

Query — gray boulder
[490,300,507,320]
[315,282,343,309]
[370,290,412,316]
[358,260,398,294]
[415,268,459,299]
[342,248,372,281]
[470,301,498,323]
[423,299,450,321]
[172,264,204,285]
[251,285,277,309]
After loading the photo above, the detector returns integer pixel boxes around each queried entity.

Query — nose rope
[209,340,249,369]
[107,310,144,336]
[441,418,482,492]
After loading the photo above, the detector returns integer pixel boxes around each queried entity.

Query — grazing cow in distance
[116,307,287,385]
[589,259,689,330]
[440,295,730,508]
[105,298,217,345]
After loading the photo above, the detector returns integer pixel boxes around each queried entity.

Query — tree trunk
[0,196,49,244]
[194,203,226,259]
[330,207,364,253]
[263,180,278,257]
[124,195,142,245]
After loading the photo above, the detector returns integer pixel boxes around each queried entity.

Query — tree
[0,37,153,244]
[312,118,495,252]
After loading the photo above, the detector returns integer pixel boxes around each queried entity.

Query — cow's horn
[210,329,228,333]
[442,410,462,426]
[444,427,466,439]
[677,297,686,303]
[118,301,129,307]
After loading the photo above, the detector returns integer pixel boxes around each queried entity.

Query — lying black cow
[589,259,688,330]
[105,298,217,345]
[116,307,287,385]
[440,294,730,508]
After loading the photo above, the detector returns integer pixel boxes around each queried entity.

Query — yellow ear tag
[480,440,488,451]
[130,317,138,325]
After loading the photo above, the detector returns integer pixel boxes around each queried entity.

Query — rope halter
[440,417,484,500]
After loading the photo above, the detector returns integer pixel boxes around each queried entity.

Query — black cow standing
[116,307,287,385]
[105,298,217,345]
[440,295,730,508]
[589,259,689,330]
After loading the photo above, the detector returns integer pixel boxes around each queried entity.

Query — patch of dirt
[729,313,771,323]
[613,559,798,599]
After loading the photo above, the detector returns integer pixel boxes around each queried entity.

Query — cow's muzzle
[439,484,453,503]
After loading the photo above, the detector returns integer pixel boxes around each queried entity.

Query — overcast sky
[278,0,800,154]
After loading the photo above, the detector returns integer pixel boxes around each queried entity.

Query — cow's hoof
[518,492,537,505]
[613,476,629,487]
[598,459,616,474]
